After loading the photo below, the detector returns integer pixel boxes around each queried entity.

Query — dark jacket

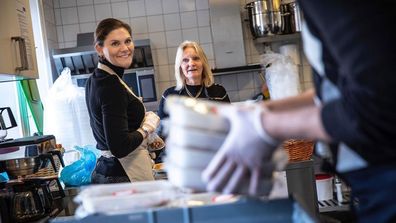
[299,0,396,166]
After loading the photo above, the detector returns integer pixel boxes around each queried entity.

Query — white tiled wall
[43,0,58,49]
[45,0,313,102]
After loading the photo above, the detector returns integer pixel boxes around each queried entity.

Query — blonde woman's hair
[174,40,214,90]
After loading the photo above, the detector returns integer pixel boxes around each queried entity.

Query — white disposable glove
[141,111,160,134]
[202,104,281,196]
[147,132,165,152]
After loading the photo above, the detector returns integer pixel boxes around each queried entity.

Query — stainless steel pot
[0,147,60,178]
[289,2,302,33]
[245,0,282,38]
[0,156,42,177]
[281,2,302,34]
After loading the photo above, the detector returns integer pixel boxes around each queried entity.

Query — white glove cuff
[137,127,148,139]
[253,107,280,147]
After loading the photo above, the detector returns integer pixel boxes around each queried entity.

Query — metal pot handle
[47,150,65,168]
[0,107,17,130]
[39,154,57,173]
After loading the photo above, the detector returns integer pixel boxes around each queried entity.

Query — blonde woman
[158,40,230,119]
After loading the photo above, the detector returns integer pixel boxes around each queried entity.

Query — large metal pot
[245,0,282,38]
[281,1,302,34]
[0,156,42,177]
[0,153,60,177]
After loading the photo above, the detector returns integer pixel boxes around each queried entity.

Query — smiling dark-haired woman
[85,18,161,184]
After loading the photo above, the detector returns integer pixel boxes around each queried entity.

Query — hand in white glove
[142,111,160,134]
[202,104,281,196]
[147,132,165,152]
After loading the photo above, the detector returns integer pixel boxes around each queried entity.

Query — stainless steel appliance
[123,68,157,103]
[0,141,65,223]
[70,67,157,103]
[0,135,57,153]
[52,35,153,76]
[209,0,247,68]
[2,176,65,223]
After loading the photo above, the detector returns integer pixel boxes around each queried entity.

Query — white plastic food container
[166,125,227,151]
[166,143,217,169]
[165,96,230,133]
[74,180,178,215]
[165,160,206,192]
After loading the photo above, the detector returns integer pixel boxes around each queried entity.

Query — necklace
[185,85,204,98]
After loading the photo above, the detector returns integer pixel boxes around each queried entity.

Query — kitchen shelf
[318,192,355,213]
[212,64,262,76]
[254,33,301,44]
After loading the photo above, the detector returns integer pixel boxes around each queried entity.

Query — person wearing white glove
[203,1,396,221]
[86,18,161,183]
[202,104,281,196]
[138,111,160,138]
[202,89,328,196]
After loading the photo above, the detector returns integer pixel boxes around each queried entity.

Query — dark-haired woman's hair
[94,18,132,46]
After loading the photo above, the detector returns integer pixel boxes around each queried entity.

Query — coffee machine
[0,106,66,222]
[0,144,66,223]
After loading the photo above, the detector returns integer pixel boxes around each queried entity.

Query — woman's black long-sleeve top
[85,61,145,158]
[158,84,230,119]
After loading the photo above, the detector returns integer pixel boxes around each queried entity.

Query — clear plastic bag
[43,67,96,150]
[261,52,301,100]
[60,145,98,186]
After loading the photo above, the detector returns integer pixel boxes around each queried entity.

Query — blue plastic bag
[0,172,9,183]
[60,145,98,186]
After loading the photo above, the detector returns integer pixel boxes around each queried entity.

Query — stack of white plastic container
[164,96,230,191]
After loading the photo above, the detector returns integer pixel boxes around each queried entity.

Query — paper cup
[315,174,334,201]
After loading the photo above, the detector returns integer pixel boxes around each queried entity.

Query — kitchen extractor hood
[209,0,247,69]
[52,33,98,76]
[52,33,153,77]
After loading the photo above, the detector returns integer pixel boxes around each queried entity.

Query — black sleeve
[219,85,231,103]
[207,84,230,103]
[304,1,396,154]
[157,87,172,119]
[100,77,144,158]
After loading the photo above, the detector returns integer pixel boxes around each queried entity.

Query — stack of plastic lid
[164,96,229,191]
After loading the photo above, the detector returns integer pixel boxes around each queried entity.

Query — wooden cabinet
[0,0,38,79]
